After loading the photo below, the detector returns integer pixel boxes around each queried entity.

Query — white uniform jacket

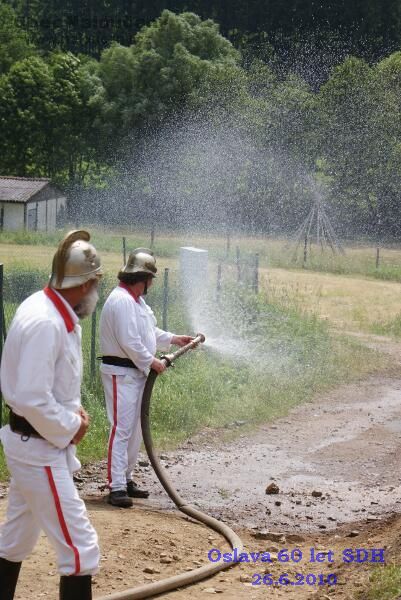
[99,285,173,377]
[0,289,82,470]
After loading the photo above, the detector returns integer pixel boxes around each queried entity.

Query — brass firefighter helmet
[119,247,157,278]
[49,230,102,289]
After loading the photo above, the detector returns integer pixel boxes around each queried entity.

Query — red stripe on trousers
[45,466,81,575]
[107,375,118,486]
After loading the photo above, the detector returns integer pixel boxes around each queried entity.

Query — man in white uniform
[0,230,102,599]
[100,248,193,508]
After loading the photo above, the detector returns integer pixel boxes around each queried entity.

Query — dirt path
[2,495,397,600]
[132,376,401,533]
[2,335,401,599]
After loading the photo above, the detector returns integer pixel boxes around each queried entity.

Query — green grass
[370,312,401,338]
[0,447,8,480]
[78,386,109,464]
[357,565,401,600]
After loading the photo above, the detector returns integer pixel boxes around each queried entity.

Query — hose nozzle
[162,333,205,367]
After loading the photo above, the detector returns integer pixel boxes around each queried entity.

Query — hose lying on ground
[97,335,244,600]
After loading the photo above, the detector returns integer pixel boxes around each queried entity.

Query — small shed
[0,177,67,232]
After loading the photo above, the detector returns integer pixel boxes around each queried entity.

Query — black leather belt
[8,409,44,440]
[100,356,138,369]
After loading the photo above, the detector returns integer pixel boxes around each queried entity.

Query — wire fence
[0,250,260,426]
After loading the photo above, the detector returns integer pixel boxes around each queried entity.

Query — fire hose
[97,334,244,600]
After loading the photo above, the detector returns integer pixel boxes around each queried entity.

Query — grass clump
[370,313,401,338]
[357,565,401,600]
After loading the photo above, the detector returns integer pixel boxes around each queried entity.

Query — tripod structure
[291,198,345,265]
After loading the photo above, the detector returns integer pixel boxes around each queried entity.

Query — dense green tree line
[2,5,401,237]
[7,0,401,59]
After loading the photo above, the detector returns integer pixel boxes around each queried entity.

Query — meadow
[2,228,401,335]
[2,228,401,279]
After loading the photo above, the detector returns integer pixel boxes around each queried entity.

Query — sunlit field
[1,230,401,336]
[1,228,401,276]
[264,268,401,333]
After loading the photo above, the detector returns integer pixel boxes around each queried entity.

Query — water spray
[97,334,244,600]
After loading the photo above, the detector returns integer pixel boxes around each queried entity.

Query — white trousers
[101,372,146,492]
[0,457,100,576]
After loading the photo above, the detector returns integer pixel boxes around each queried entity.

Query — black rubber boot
[59,575,92,599]
[108,490,133,508]
[0,557,22,600]
[127,480,149,499]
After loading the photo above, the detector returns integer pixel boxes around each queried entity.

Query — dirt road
[133,376,401,533]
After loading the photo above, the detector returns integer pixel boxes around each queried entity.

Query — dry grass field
[0,242,174,273]
[264,267,401,333]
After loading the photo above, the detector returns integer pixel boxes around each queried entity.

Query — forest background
[2,0,401,238]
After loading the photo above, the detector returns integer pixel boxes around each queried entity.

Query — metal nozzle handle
[162,333,205,366]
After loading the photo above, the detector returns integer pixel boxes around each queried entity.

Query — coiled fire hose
[97,334,244,600]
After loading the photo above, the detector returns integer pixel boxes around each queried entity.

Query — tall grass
[370,313,401,338]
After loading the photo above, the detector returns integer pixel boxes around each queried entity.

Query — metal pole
[0,264,3,426]
[303,233,308,267]
[150,225,155,249]
[226,231,230,258]
[216,263,222,303]
[162,268,169,331]
[253,253,259,294]
[236,246,241,283]
[376,246,380,269]
[90,308,97,383]
[122,236,126,264]
[376,211,381,269]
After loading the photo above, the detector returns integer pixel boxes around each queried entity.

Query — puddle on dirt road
[384,418,401,433]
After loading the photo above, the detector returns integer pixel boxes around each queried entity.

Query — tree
[317,58,377,233]
[316,54,401,237]
[95,10,242,134]
[0,2,34,75]
[0,52,104,183]
[371,52,401,236]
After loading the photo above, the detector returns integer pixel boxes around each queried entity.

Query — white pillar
[180,246,208,305]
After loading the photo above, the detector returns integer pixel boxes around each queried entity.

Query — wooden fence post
[216,263,222,302]
[236,246,241,283]
[122,236,127,264]
[226,231,231,258]
[253,253,259,294]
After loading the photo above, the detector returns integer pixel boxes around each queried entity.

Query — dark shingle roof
[0,176,51,203]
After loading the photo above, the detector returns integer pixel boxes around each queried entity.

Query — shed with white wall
[0,177,66,232]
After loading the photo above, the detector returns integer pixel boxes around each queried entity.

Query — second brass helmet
[119,248,157,278]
